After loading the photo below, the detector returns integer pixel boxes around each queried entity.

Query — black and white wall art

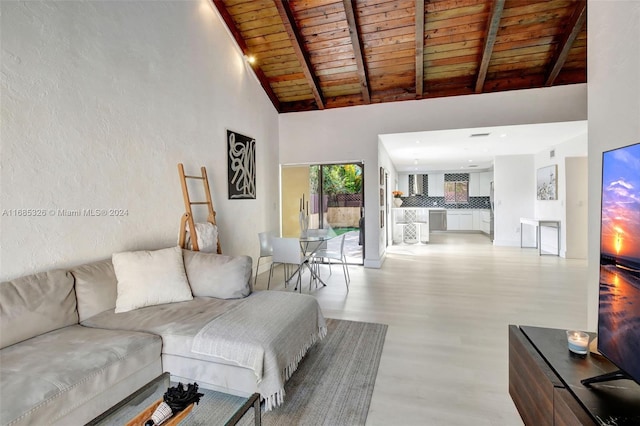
[227,130,256,199]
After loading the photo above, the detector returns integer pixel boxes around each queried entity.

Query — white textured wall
[565,156,588,259]
[1,1,280,280]
[534,133,588,257]
[279,85,587,266]
[587,0,640,330]
[493,155,535,247]
[377,140,397,257]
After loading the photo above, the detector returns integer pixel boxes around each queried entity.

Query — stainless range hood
[409,174,425,196]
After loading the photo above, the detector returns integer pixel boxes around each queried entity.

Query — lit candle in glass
[566,330,589,355]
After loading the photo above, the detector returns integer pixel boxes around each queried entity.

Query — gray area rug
[185,318,387,425]
[93,318,386,425]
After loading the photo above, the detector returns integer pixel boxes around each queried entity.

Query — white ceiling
[380,120,588,173]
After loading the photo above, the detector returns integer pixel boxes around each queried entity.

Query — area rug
[183,318,388,426]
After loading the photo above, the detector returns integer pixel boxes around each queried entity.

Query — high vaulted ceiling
[212,0,587,113]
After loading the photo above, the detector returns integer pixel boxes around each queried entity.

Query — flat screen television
[584,141,640,386]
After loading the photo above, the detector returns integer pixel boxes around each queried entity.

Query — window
[444,173,469,204]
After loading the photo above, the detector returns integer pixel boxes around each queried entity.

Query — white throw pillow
[112,246,193,313]
[182,250,252,299]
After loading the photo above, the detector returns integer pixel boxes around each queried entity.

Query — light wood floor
[254,232,589,426]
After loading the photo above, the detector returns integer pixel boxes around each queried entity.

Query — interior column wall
[586,0,640,330]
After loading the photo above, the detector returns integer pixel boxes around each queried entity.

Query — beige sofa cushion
[81,296,244,363]
[0,324,161,426]
[182,250,252,299]
[0,269,78,349]
[71,259,117,322]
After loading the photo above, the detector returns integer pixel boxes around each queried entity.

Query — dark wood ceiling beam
[274,0,325,109]
[343,0,371,104]
[474,0,505,93]
[211,0,281,112]
[545,0,586,86]
[415,0,425,98]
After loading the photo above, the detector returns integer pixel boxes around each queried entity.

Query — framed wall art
[227,130,256,199]
[536,164,557,200]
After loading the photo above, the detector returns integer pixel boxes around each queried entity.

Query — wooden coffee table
[86,373,261,426]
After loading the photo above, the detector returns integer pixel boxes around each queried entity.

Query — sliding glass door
[310,163,364,264]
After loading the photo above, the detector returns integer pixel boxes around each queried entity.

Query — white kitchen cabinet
[397,173,409,195]
[446,211,473,230]
[479,171,493,196]
[446,211,459,230]
[428,173,444,196]
[480,210,491,234]
[468,173,481,196]
[459,212,473,230]
[472,210,481,230]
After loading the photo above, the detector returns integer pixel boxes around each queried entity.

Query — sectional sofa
[0,247,326,425]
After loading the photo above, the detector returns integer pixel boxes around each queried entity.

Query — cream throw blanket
[186,222,218,253]
[191,291,327,410]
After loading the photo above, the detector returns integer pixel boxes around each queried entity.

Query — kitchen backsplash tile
[400,195,490,209]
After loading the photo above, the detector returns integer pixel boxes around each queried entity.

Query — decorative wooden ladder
[177,163,221,254]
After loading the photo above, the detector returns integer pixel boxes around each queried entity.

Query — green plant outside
[310,164,362,195]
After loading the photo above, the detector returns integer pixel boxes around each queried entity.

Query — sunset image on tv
[599,142,640,383]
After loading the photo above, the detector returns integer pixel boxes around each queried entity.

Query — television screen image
[599,142,640,384]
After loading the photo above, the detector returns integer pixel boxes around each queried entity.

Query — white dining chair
[271,237,308,292]
[256,232,274,288]
[312,233,350,291]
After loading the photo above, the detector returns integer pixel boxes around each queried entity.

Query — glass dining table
[296,231,338,288]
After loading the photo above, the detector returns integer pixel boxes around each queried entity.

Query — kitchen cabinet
[459,212,473,230]
[397,173,409,195]
[469,172,493,196]
[446,211,473,230]
[479,171,492,196]
[468,173,481,196]
[427,173,444,196]
[480,210,491,234]
[446,209,489,231]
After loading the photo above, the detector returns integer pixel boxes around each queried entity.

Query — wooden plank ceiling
[213,0,587,113]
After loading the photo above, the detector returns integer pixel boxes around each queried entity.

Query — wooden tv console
[508,325,640,425]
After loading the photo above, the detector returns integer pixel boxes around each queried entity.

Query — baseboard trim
[364,252,385,268]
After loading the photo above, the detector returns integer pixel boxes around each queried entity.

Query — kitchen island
[392,207,491,244]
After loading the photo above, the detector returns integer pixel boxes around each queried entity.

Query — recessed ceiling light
[500,134,507,138]
[245,55,256,64]
[416,140,420,144]
[468,159,473,162]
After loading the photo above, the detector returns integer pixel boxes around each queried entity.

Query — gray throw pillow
[182,250,252,299]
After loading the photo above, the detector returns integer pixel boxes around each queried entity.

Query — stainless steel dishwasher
[429,209,447,231]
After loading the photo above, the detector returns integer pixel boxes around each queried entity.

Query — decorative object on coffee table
[142,382,203,426]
